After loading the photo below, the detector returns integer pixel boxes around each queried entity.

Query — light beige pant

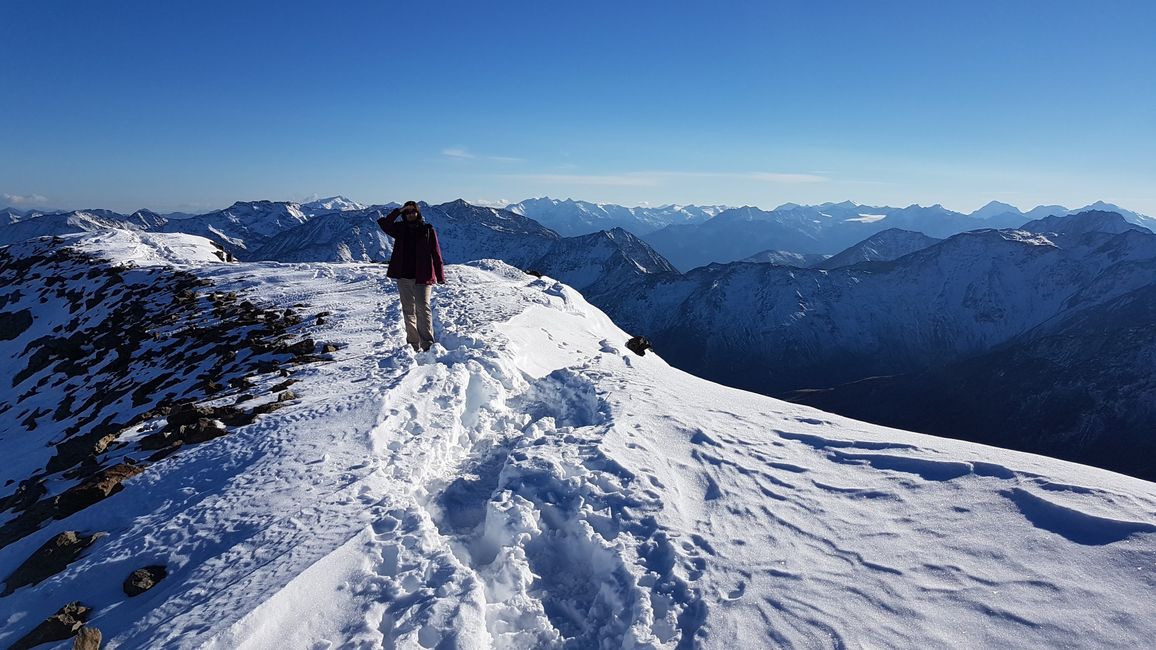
[396,278,434,350]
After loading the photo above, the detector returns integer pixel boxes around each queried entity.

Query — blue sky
[2,1,1154,214]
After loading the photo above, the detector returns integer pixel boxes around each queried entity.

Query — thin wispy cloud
[506,173,662,187]
[498,170,830,187]
[442,148,475,160]
[2,192,48,205]
[442,147,524,163]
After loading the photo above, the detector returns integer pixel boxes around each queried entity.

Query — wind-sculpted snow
[1,236,1154,648]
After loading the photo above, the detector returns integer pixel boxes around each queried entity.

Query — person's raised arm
[376,207,403,238]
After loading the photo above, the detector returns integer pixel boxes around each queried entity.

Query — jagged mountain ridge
[248,201,680,295]
[155,200,310,256]
[506,197,725,236]
[642,202,1032,271]
[0,210,168,246]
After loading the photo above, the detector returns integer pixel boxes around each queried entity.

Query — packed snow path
[1,233,1154,649]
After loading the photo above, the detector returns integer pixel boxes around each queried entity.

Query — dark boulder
[123,565,168,596]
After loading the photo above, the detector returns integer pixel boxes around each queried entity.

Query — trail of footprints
[359,328,706,648]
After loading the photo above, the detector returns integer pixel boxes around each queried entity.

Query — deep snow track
[2,235,1154,650]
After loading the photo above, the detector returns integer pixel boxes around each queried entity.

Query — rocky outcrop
[73,626,102,650]
[0,239,335,552]
[8,602,90,650]
[55,463,146,519]
[2,531,104,595]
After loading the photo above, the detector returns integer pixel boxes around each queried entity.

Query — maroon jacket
[377,210,446,285]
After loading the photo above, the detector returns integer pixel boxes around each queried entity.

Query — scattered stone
[626,335,653,357]
[321,343,339,354]
[73,626,102,650]
[55,463,146,518]
[179,418,227,444]
[2,531,104,595]
[47,428,122,474]
[249,400,287,417]
[166,403,215,427]
[123,565,168,596]
[270,379,297,393]
[286,338,315,356]
[277,390,297,402]
[9,602,91,650]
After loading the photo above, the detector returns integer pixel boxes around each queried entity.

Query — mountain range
[3,198,1156,480]
[599,211,1156,479]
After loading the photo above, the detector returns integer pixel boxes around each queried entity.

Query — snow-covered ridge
[1,233,1153,648]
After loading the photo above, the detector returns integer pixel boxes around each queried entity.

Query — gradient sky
[2,1,1154,215]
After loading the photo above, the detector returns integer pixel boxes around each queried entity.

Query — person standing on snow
[376,201,446,351]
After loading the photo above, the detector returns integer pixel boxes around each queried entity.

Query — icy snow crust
[1,233,1155,648]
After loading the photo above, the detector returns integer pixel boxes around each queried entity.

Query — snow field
[2,232,1153,649]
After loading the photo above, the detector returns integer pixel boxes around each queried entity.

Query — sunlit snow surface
[2,231,1155,649]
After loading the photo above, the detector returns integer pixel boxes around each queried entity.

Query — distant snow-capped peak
[302,196,366,213]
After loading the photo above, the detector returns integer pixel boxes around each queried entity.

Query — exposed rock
[8,602,91,650]
[166,403,215,427]
[2,531,104,595]
[73,626,102,650]
[277,390,297,402]
[626,335,653,356]
[270,379,297,393]
[55,463,146,518]
[47,428,122,474]
[179,418,227,444]
[123,565,168,596]
[286,338,315,355]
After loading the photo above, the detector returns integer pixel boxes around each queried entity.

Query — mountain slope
[156,200,310,256]
[531,227,679,294]
[814,228,942,269]
[789,280,1156,479]
[0,209,168,246]
[0,232,1153,648]
[248,211,394,263]
[738,250,829,267]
